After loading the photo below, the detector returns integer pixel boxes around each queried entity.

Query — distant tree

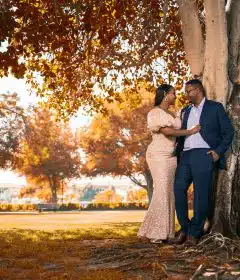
[0,93,25,169]
[16,106,81,202]
[19,176,67,203]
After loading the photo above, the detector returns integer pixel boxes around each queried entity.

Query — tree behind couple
[138,79,234,245]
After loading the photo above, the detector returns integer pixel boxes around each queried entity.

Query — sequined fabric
[138,107,181,240]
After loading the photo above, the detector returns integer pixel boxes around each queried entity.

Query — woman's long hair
[154,84,174,106]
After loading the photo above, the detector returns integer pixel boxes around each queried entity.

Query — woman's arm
[153,125,201,137]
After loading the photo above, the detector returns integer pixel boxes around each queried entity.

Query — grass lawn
[0,223,140,280]
[0,210,146,230]
[0,211,184,280]
[1,211,239,280]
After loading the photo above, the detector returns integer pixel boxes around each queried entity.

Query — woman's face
[167,88,176,105]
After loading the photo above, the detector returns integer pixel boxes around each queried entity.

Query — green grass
[0,222,140,241]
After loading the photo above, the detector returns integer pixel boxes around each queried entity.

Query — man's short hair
[186,79,206,96]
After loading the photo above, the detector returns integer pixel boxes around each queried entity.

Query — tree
[78,85,154,200]
[0,93,25,169]
[0,0,187,117]
[1,0,239,236]
[16,106,81,202]
[19,176,67,203]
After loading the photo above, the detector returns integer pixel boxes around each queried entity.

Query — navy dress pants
[174,148,215,238]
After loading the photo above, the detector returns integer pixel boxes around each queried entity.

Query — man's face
[185,85,199,104]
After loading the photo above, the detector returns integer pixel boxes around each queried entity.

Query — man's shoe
[150,238,163,244]
[168,231,187,245]
[185,235,199,246]
[203,219,211,235]
[174,229,182,237]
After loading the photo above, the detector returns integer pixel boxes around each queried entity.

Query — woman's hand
[189,124,201,135]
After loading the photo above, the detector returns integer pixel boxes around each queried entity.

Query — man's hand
[207,150,220,162]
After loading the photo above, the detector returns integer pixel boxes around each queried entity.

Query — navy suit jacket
[175,99,234,169]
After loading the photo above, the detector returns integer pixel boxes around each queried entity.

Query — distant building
[68,182,139,203]
[0,184,23,203]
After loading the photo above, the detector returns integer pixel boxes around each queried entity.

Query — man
[172,79,234,245]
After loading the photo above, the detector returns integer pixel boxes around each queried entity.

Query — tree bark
[51,189,58,203]
[226,0,240,236]
[48,176,58,203]
[211,85,240,237]
[230,135,240,236]
[144,171,153,202]
[202,0,229,104]
[176,0,204,76]
[129,170,153,202]
[227,0,240,87]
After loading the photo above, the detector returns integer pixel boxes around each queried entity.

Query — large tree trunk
[223,0,240,236]
[202,0,233,236]
[48,176,58,203]
[202,0,229,104]
[176,0,204,76]
[211,84,240,236]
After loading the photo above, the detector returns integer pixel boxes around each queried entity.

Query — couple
[138,79,234,245]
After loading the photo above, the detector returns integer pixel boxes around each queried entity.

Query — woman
[137,84,200,243]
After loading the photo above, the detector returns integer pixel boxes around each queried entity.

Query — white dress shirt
[184,98,210,151]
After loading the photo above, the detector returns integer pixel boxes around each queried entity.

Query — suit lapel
[182,106,192,129]
[200,99,209,125]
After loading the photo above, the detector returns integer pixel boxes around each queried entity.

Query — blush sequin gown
[138,107,181,240]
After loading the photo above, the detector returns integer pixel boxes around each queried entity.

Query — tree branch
[109,3,170,70]
[0,104,25,119]
[109,26,170,71]
[129,175,146,188]
[135,26,170,68]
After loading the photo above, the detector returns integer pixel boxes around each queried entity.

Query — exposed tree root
[178,233,240,259]
[87,236,240,279]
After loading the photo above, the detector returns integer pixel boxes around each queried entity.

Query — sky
[0,76,136,187]
[0,76,92,130]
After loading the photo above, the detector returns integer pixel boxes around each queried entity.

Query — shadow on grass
[1,220,239,280]
[0,223,142,279]
[0,215,185,280]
